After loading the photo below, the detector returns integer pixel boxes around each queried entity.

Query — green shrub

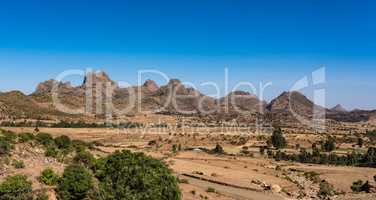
[45,147,58,158]
[318,181,335,197]
[271,127,287,149]
[206,187,216,193]
[36,133,53,147]
[73,150,96,169]
[39,168,59,186]
[72,140,89,152]
[1,130,17,143]
[54,135,72,149]
[304,171,321,183]
[34,190,49,200]
[57,165,93,200]
[351,180,371,193]
[93,150,181,200]
[18,133,34,143]
[211,144,225,154]
[322,137,336,152]
[12,160,25,169]
[178,178,189,184]
[0,137,11,156]
[0,174,33,200]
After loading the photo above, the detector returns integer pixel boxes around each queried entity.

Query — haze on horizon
[0,0,375,110]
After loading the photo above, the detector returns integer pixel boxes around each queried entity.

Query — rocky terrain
[0,71,375,127]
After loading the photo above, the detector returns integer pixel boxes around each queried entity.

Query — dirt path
[180,174,286,200]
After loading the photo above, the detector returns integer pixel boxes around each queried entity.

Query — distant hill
[0,71,374,125]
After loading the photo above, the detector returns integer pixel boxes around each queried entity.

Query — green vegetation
[73,150,96,170]
[57,165,93,200]
[39,168,60,186]
[54,135,72,149]
[17,133,35,143]
[322,137,336,152]
[0,174,33,200]
[0,137,11,156]
[206,187,216,193]
[34,190,49,200]
[35,133,54,147]
[270,127,287,149]
[273,147,376,168]
[351,180,371,193]
[12,160,25,169]
[318,181,336,197]
[303,171,320,183]
[210,144,225,154]
[93,150,181,200]
[45,147,58,158]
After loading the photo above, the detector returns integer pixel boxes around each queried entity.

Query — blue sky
[0,0,375,110]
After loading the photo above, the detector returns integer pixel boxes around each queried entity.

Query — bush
[45,147,58,158]
[73,150,96,170]
[351,180,371,193]
[206,187,216,193]
[318,181,335,197]
[322,137,336,152]
[1,130,17,143]
[18,133,34,143]
[57,165,93,200]
[36,133,53,147]
[211,144,225,154]
[0,137,11,156]
[93,150,181,200]
[0,174,33,200]
[271,128,287,149]
[39,168,59,186]
[72,140,89,152]
[34,190,49,200]
[54,135,72,149]
[12,160,25,169]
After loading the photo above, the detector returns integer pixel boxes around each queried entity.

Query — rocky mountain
[331,104,347,112]
[218,91,266,113]
[153,79,215,114]
[0,71,375,125]
[265,91,327,125]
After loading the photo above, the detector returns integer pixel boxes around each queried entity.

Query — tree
[0,174,33,200]
[271,128,287,149]
[57,165,93,200]
[211,144,225,154]
[54,135,72,149]
[322,137,336,152]
[93,150,181,200]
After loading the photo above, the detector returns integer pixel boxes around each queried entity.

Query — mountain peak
[331,104,347,112]
[34,79,72,94]
[168,79,182,86]
[83,71,116,87]
[143,79,159,92]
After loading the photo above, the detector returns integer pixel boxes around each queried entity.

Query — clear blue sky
[0,0,375,110]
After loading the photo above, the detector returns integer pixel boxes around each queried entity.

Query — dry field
[3,127,376,200]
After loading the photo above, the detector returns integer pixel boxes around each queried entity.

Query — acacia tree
[93,150,181,200]
[57,165,93,200]
[271,128,287,149]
